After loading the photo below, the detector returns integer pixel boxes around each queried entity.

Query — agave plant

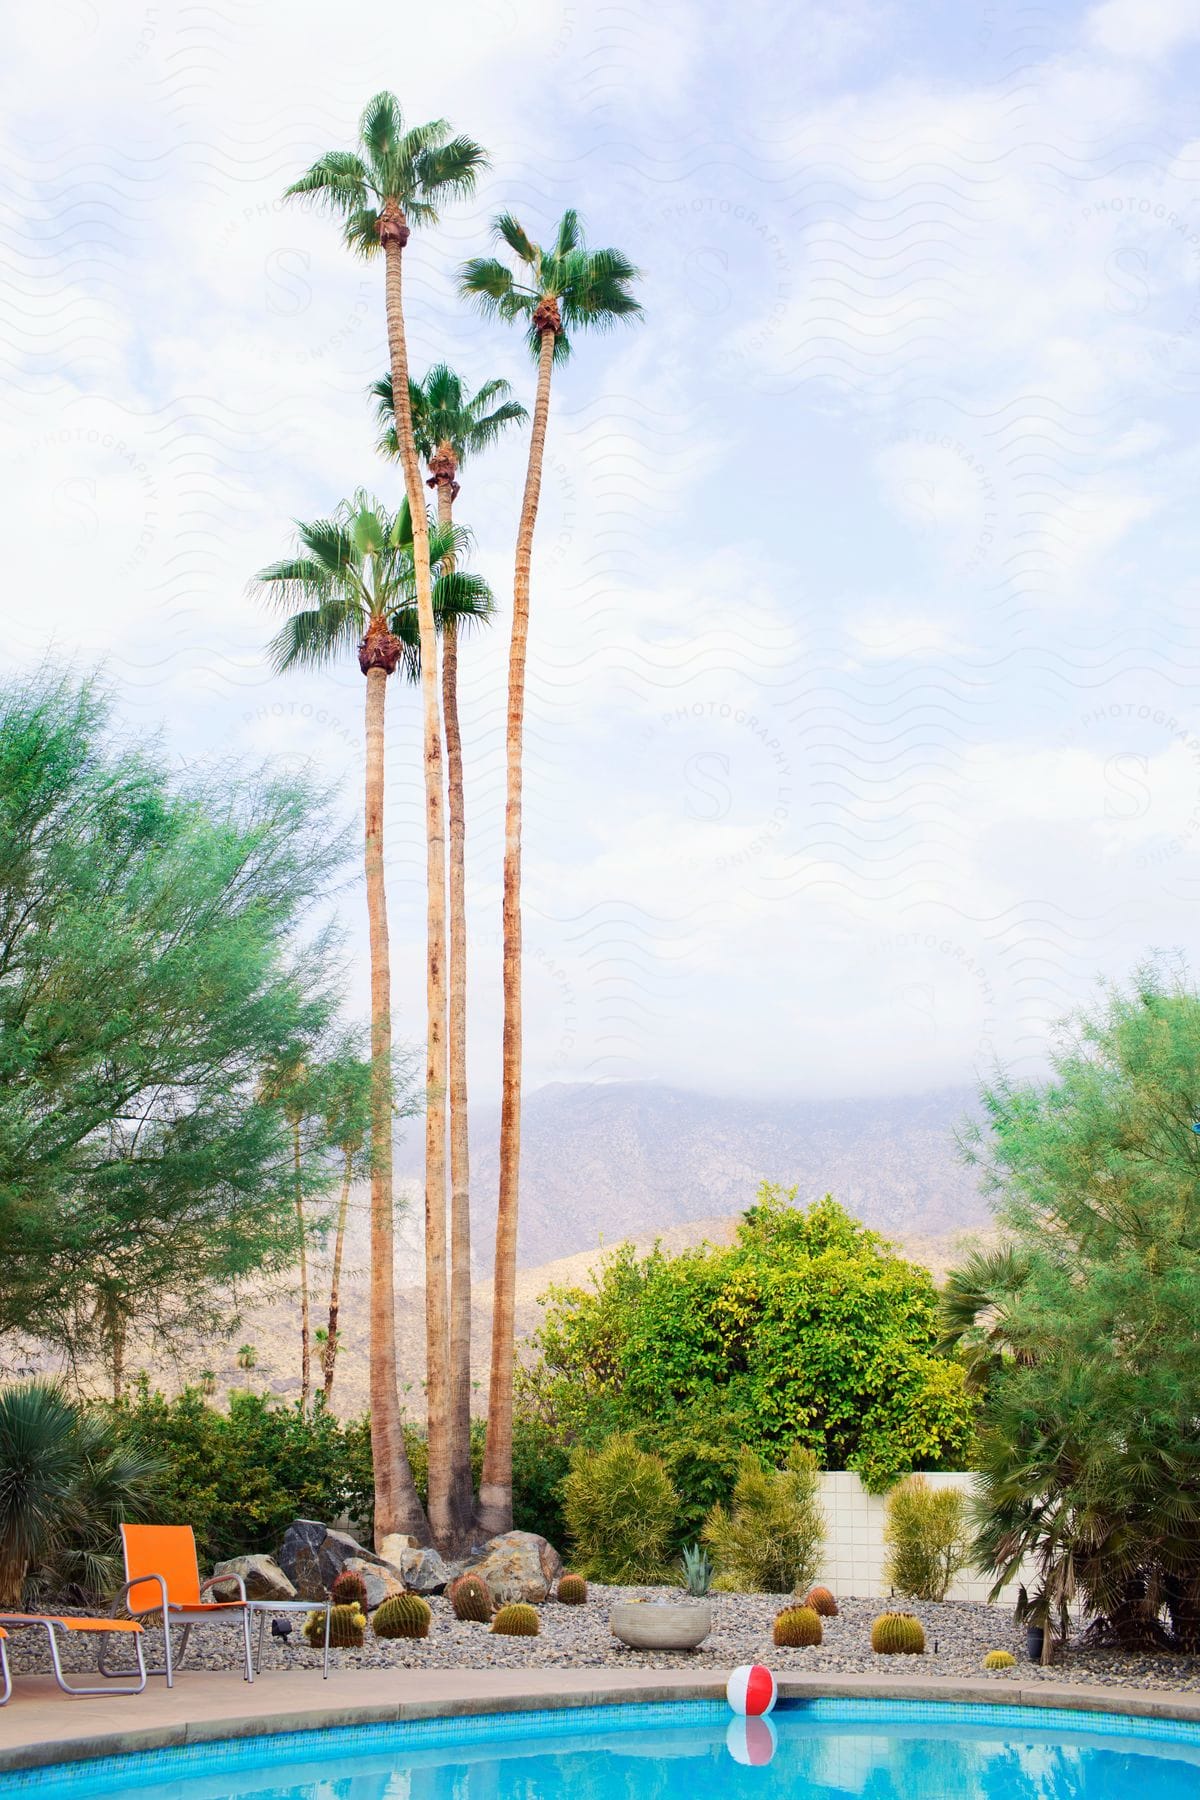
[680,1543,713,1597]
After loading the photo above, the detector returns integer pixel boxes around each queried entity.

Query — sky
[6,0,1200,1103]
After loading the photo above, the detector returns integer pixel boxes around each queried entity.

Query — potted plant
[1015,1584,1053,1664]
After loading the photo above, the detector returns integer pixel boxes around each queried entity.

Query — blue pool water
[4,1699,1200,1799]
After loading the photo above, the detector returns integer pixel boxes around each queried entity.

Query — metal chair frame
[0,1614,147,1697]
[100,1569,254,1687]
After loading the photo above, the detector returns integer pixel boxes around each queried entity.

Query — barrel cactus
[448,1573,493,1623]
[491,1602,540,1637]
[870,1611,925,1655]
[330,1569,369,1610]
[303,1602,364,1649]
[804,1585,838,1618]
[773,1604,823,1648]
[557,1574,588,1606]
[373,1593,432,1640]
[983,1649,1016,1670]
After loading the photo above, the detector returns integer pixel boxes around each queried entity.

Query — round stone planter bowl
[610,1599,713,1651]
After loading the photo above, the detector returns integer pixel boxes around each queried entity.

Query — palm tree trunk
[294,1117,311,1411]
[363,660,428,1544]
[379,210,452,1551]
[323,1145,353,1402]
[478,323,557,1538]
[438,478,474,1548]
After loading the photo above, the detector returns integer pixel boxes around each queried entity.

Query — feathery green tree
[0,675,345,1395]
[958,964,1200,1652]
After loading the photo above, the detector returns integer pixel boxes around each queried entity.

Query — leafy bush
[0,1382,163,1606]
[562,1434,677,1583]
[956,967,1200,1651]
[523,1189,977,1495]
[116,1383,373,1564]
[702,1447,824,1593]
[883,1474,972,1602]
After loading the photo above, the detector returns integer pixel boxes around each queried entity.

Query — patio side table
[245,1597,333,1680]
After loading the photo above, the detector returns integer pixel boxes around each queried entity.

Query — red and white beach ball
[725,1715,778,1766]
[726,1662,778,1717]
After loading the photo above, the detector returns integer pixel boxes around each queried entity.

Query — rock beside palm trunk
[280,1519,403,1601]
[464,1531,563,1604]
[209,1554,296,1602]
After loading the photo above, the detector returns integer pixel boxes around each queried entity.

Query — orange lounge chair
[104,1524,253,1686]
[0,1613,146,1695]
[0,1628,8,1705]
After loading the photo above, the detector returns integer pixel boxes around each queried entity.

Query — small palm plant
[236,1345,257,1372]
[0,1383,161,1607]
[459,212,642,1534]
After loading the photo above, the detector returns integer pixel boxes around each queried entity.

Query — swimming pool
[4,1698,1200,1798]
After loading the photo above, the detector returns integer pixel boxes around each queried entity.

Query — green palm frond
[554,208,581,257]
[420,135,490,198]
[433,569,495,632]
[492,211,538,265]
[358,91,409,165]
[266,600,365,674]
[460,211,643,361]
[284,151,370,208]
[373,365,527,468]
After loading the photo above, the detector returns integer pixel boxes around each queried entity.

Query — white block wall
[814,1471,1025,1606]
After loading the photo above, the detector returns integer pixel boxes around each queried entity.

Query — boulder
[342,1555,405,1611]
[278,1519,395,1601]
[378,1533,420,1566]
[209,1553,296,1603]
[398,1546,452,1594]
[463,1531,564,1605]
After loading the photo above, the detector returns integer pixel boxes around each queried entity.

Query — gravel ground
[11,1590,1200,1693]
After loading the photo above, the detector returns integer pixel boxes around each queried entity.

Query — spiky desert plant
[304,1602,365,1649]
[983,1649,1016,1669]
[701,1447,825,1594]
[773,1604,823,1648]
[491,1602,540,1636]
[557,1573,587,1605]
[804,1585,838,1617]
[448,1572,493,1622]
[870,1611,926,1655]
[883,1474,972,1603]
[681,1543,713,1597]
[562,1434,677,1583]
[330,1569,370,1610]
[373,1592,432,1639]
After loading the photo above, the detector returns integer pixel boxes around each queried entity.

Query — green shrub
[563,1433,677,1583]
[701,1446,824,1593]
[883,1474,972,1603]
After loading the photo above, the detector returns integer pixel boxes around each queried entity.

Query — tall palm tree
[254,493,492,1544]
[373,364,526,1541]
[285,95,487,1550]
[459,212,642,1534]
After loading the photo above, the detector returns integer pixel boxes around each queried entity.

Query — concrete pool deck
[4,1668,1200,1775]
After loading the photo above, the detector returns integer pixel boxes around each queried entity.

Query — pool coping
[4,1670,1200,1776]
